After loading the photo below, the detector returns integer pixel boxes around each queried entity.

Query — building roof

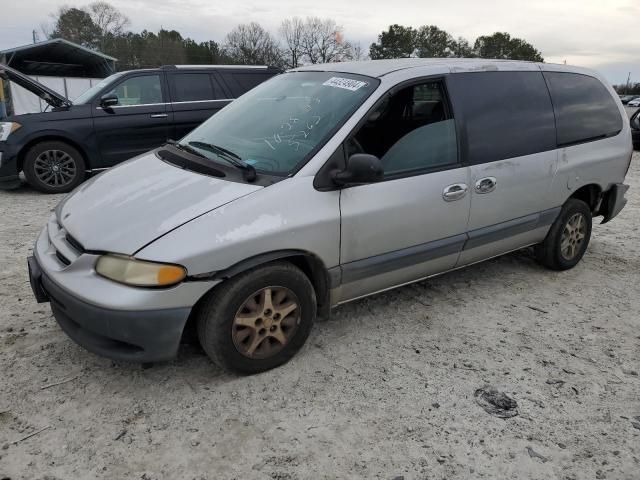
[0,38,116,78]
[292,58,594,79]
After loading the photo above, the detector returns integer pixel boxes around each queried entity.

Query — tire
[196,262,316,374]
[535,198,592,270]
[23,141,86,193]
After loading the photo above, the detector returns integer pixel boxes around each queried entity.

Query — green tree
[415,25,454,58]
[369,24,417,59]
[474,32,543,62]
[50,7,101,48]
[451,36,474,58]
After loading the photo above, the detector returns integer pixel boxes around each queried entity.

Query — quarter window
[446,71,556,165]
[543,72,622,146]
[105,75,163,106]
[348,81,458,177]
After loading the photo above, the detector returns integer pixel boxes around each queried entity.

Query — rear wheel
[23,141,86,193]
[196,262,316,374]
[535,198,592,270]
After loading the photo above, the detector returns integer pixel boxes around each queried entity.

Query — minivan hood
[57,152,263,254]
[0,63,70,108]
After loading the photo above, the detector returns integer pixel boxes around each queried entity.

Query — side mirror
[331,153,384,186]
[100,93,119,108]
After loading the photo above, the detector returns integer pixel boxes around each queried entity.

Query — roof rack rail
[159,64,277,70]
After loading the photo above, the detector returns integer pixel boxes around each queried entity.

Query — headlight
[0,122,21,142]
[95,254,187,287]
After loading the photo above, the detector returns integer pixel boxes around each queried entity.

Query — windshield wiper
[188,141,257,182]
[166,139,207,158]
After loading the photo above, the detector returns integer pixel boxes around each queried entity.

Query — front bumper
[29,215,219,362]
[29,254,191,361]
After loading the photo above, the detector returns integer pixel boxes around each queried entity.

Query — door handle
[150,113,168,118]
[475,176,497,194]
[442,183,468,202]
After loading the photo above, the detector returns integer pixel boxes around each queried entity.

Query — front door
[93,73,170,167]
[337,79,471,302]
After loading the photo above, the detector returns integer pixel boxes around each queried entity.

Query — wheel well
[569,184,602,213]
[282,254,331,314]
[17,136,89,173]
[181,252,333,344]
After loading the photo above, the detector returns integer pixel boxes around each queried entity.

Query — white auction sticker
[322,77,367,91]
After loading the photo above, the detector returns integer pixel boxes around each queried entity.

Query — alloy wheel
[33,150,77,188]
[560,212,586,260]
[232,286,300,359]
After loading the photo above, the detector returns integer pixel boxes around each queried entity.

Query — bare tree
[89,2,129,36]
[346,42,367,61]
[300,17,350,64]
[225,22,283,66]
[279,17,304,68]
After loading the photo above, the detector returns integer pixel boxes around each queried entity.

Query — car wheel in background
[23,141,86,194]
[535,198,592,270]
[196,261,316,374]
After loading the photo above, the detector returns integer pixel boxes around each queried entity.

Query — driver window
[348,81,458,176]
[105,75,164,106]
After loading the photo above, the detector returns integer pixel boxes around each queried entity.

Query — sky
[1,0,638,85]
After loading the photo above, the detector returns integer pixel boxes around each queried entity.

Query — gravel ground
[1,153,639,480]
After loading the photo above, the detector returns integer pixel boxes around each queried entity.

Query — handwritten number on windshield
[262,98,322,152]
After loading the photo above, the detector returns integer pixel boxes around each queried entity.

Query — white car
[628,97,640,107]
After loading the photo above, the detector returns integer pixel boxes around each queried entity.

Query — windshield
[73,72,125,104]
[180,71,379,175]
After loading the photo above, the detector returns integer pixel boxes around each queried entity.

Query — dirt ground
[1,153,639,480]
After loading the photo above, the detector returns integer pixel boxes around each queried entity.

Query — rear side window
[446,71,556,164]
[169,73,226,102]
[220,72,275,97]
[543,72,622,146]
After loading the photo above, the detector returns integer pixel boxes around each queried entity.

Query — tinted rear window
[543,72,622,146]
[446,71,556,164]
[170,73,225,102]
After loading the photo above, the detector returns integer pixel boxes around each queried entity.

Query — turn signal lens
[96,254,187,287]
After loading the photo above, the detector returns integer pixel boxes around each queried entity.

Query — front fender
[135,176,341,276]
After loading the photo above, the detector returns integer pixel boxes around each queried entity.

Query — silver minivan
[28,59,632,373]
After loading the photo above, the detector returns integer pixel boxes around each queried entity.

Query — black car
[0,64,280,193]
[631,109,640,150]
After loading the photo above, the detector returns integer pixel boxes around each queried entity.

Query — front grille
[65,234,84,253]
[55,250,71,266]
[47,216,82,267]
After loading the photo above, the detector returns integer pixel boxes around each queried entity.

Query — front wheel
[535,198,592,270]
[23,141,86,193]
[196,262,316,374]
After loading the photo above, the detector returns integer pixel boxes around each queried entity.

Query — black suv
[0,64,280,192]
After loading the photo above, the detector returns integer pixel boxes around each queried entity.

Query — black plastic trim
[341,234,467,284]
[464,207,560,250]
[601,183,629,224]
